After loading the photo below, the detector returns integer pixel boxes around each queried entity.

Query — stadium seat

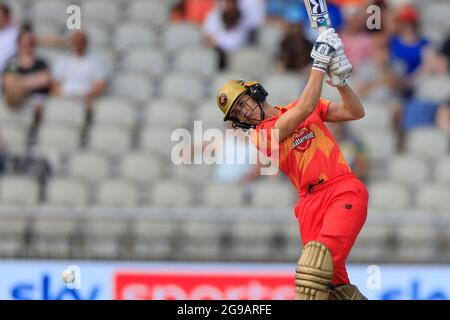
[0,176,40,206]
[140,128,175,157]
[82,0,120,26]
[112,72,154,103]
[229,48,272,78]
[89,126,131,157]
[37,125,79,153]
[67,152,110,184]
[30,0,68,25]
[202,183,244,208]
[43,98,85,130]
[360,130,396,163]
[406,127,448,160]
[94,49,115,77]
[94,99,136,130]
[349,102,391,133]
[173,47,218,77]
[252,180,296,209]
[126,0,169,27]
[169,163,212,184]
[258,24,284,55]
[421,1,450,30]
[163,23,202,51]
[46,178,89,207]
[195,100,224,130]
[33,20,62,38]
[121,48,167,76]
[161,73,204,103]
[434,157,450,185]
[114,23,157,52]
[388,155,428,186]
[415,75,450,102]
[208,71,254,97]
[416,184,450,212]
[84,22,110,48]
[96,180,139,207]
[144,100,190,129]
[0,99,34,127]
[397,223,438,262]
[149,180,193,207]
[132,218,177,259]
[1,124,27,154]
[119,153,162,185]
[262,73,305,103]
[368,182,410,211]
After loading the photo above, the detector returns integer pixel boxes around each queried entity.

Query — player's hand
[326,72,350,87]
[311,28,343,73]
[329,49,353,76]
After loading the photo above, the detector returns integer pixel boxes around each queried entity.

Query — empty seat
[262,73,305,103]
[397,223,438,262]
[406,127,448,159]
[46,178,89,207]
[422,2,450,31]
[1,124,27,154]
[416,184,450,212]
[360,130,396,163]
[195,100,224,130]
[150,180,193,207]
[202,183,244,208]
[126,1,169,27]
[415,75,450,102]
[174,47,218,77]
[119,153,162,185]
[258,24,284,54]
[121,48,167,76]
[144,101,189,129]
[369,182,410,211]
[112,72,154,102]
[388,155,428,185]
[96,180,139,207]
[114,23,157,51]
[67,152,110,183]
[208,71,253,97]
[161,73,203,103]
[94,99,136,130]
[349,102,391,133]
[434,157,450,185]
[140,128,174,157]
[0,176,40,206]
[84,22,110,48]
[170,164,212,184]
[30,0,68,25]
[89,126,131,157]
[229,48,272,78]
[252,180,296,209]
[163,24,202,51]
[37,125,79,153]
[82,0,120,26]
[43,98,85,129]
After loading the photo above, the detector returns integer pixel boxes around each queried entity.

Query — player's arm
[325,84,365,122]
[274,70,325,141]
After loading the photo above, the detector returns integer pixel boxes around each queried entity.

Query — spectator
[171,0,214,24]
[389,5,429,77]
[420,34,450,76]
[51,31,107,113]
[203,0,252,69]
[340,4,375,71]
[2,24,50,128]
[276,7,313,74]
[0,3,18,73]
[327,122,369,182]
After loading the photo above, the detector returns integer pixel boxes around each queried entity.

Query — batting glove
[311,28,344,73]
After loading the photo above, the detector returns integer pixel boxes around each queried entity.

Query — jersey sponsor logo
[292,128,315,151]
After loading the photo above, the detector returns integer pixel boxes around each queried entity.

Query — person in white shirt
[51,31,106,111]
[0,4,18,73]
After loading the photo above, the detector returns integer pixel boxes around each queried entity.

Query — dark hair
[0,3,10,17]
[18,23,34,44]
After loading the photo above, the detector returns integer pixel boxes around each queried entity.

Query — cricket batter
[216,28,368,300]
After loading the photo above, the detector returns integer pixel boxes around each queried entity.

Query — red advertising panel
[114,270,295,300]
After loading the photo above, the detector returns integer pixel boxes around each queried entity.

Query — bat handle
[317,26,328,34]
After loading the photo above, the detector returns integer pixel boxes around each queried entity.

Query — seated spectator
[2,24,51,128]
[402,99,439,132]
[419,34,450,76]
[276,8,313,74]
[203,0,252,69]
[0,3,18,73]
[51,31,107,113]
[389,6,429,77]
[171,0,214,24]
[327,122,369,182]
[340,4,375,71]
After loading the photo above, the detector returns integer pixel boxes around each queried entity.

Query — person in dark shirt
[2,23,50,119]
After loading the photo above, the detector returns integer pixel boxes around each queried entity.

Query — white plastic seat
[174,47,218,77]
[121,48,167,76]
[94,99,136,130]
[360,130,396,163]
[46,178,89,207]
[82,0,120,26]
[67,152,110,183]
[144,102,189,129]
[43,98,85,129]
[112,72,154,102]
[388,155,428,186]
[89,126,130,157]
[349,102,391,133]
[416,184,450,212]
[96,180,139,207]
[1,124,27,154]
[163,23,202,51]
[262,73,305,103]
[208,71,253,97]
[195,100,224,130]
[84,22,110,48]
[258,24,284,54]
[203,183,244,208]
[415,75,450,102]
[114,23,157,51]
[126,0,169,27]
[150,180,193,207]
[229,48,272,78]
[30,0,68,25]
[406,128,448,160]
[119,153,161,185]
[369,182,410,211]
[0,176,40,206]
[161,73,203,103]
[434,157,450,185]
[140,128,174,157]
[252,180,296,209]
[38,125,79,153]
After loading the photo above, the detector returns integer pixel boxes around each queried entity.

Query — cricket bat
[304,0,332,34]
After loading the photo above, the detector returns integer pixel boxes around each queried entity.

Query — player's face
[230,94,263,126]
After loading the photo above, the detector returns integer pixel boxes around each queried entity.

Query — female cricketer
[216,29,368,300]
